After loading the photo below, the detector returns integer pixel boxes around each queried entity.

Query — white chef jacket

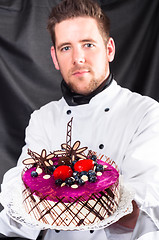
[1,80,159,239]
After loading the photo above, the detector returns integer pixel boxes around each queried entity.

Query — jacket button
[90,230,94,234]
[99,144,104,149]
[104,108,110,112]
[67,110,71,115]
[55,230,60,233]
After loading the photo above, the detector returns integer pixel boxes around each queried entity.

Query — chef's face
[51,17,115,95]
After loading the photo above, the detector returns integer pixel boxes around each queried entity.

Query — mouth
[72,70,90,77]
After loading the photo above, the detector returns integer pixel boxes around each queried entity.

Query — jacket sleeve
[121,103,159,231]
[0,209,40,239]
[0,109,48,237]
[0,165,41,238]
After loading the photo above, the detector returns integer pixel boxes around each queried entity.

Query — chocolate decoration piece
[66,117,73,148]
[23,149,54,174]
[58,156,72,166]
[53,118,88,161]
[53,141,88,161]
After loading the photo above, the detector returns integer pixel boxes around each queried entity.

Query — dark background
[0,0,158,239]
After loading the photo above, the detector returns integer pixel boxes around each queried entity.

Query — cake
[21,118,120,229]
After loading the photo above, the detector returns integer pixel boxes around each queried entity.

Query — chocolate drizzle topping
[22,180,119,227]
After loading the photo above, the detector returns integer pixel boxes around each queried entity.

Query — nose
[72,48,85,65]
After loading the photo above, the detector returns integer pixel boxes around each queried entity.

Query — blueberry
[91,155,97,161]
[31,171,38,177]
[48,165,56,173]
[55,179,63,186]
[95,164,104,172]
[88,170,96,177]
[78,178,85,186]
[80,171,88,177]
[52,165,57,171]
[65,177,74,186]
[93,161,98,167]
[73,171,79,177]
[89,175,97,183]
[74,175,80,183]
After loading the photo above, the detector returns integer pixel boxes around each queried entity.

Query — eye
[84,43,94,48]
[61,46,70,52]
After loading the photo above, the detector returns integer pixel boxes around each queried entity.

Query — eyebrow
[80,39,97,43]
[56,39,97,51]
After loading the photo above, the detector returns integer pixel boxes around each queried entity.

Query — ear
[50,46,60,70]
[106,37,115,62]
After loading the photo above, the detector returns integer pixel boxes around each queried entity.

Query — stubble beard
[66,66,106,95]
[67,77,100,95]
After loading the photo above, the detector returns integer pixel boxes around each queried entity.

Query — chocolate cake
[21,118,120,229]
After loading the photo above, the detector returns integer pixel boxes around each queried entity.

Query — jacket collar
[61,73,113,106]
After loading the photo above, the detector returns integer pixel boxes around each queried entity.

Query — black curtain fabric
[0,0,158,238]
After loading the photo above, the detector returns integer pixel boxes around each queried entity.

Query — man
[0,0,159,239]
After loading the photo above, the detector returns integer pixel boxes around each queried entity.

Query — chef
[0,0,159,239]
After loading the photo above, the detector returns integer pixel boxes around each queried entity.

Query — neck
[61,73,113,106]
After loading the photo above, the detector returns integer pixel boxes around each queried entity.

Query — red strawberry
[74,159,94,172]
[53,165,73,181]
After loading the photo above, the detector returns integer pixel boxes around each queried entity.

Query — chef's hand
[116,200,139,229]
